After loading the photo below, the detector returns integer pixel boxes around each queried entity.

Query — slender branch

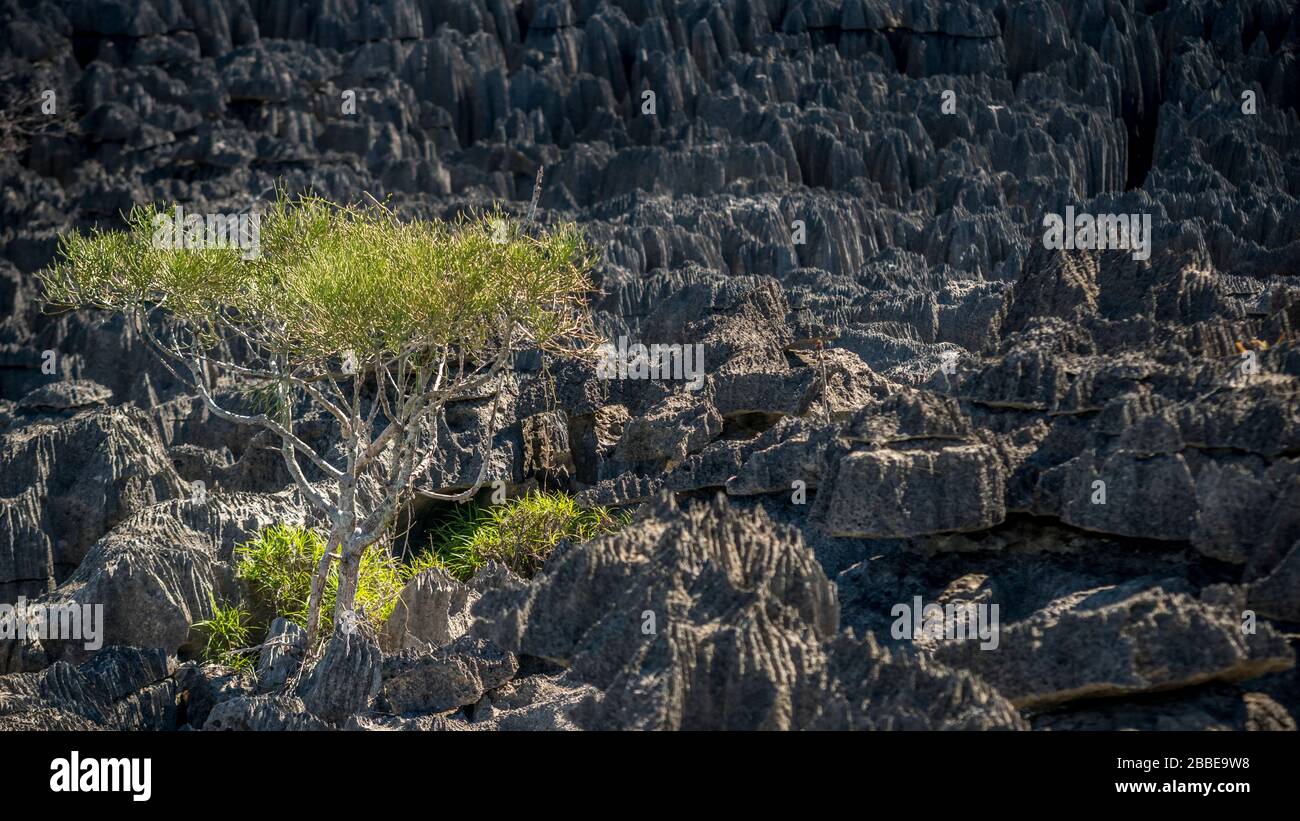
[187,356,345,482]
[411,327,512,503]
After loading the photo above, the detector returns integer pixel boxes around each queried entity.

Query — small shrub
[423,491,626,581]
[196,524,435,675]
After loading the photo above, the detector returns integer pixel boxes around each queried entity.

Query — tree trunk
[333,537,365,630]
[305,520,348,648]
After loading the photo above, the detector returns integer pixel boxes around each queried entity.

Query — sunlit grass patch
[420,491,627,581]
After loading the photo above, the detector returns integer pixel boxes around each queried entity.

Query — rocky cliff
[1,0,1298,731]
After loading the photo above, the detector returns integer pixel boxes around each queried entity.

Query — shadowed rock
[0,646,176,730]
[16,379,112,412]
[1032,685,1297,732]
[379,635,517,715]
[935,588,1295,711]
[0,406,186,599]
[174,662,254,729]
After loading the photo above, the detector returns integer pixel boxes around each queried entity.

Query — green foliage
[235,523,406,636]
[43,191,605,659]
[194,498,625,673]
[240,380,295,423]
[195,524,417,674]
[403,540,455,580]
[38,191,597,366]
[194,600,257,673]
[423,491,627,581]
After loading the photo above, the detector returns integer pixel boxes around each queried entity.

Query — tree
[39,190,596,647]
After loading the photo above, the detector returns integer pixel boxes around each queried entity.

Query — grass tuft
[421,490,627,581]
[194,599,257,673]
[235,523,405,636]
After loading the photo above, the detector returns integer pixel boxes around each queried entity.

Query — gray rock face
[16,379,112,411]
[0,406,186,599]
[811,631,1027,731]
[474,494,1023,730]
[294,627,383,726]
[1048,448,1198,541]
[379,635,518,715]
[255,617,306,693]
[613,389,723,465]
[467,673,597,731]
[2,0,1300,731]
[1,486,312,675]
[203,695,331,731]
[843,390,973,445]
[0,646,176,730]
[521,410,574,484]
[1033,686,1297,732]
[573,472,664,508]
[1193,456,1300,576]
[1248,541,1300,623]
[412,379,522,495]
[818,443,1006,538]
[724,417,837,496]
[21,516,222,670]
[935,588,1295,711]
[173,662,254,729]
[343,712,459,731]
[379,568,477,653]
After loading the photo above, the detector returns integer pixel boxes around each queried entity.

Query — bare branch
[188,356,345,483]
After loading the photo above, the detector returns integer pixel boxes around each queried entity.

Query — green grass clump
[194,600,257,673]
[235,523,407,636]
[425,491,626,581]
[194,497,625,672]
[195,524,409,671]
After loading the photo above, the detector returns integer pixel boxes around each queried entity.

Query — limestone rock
[379,635,518,715]
[380,568,477,653]
[935,588,1295,711]
[16,379,112,411]
[203,695,330,731]
[818,443,1006,538]
[294,627,382,725]
[474,494,1022,730]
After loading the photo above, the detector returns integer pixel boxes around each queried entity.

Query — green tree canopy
[41,192,594,365]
